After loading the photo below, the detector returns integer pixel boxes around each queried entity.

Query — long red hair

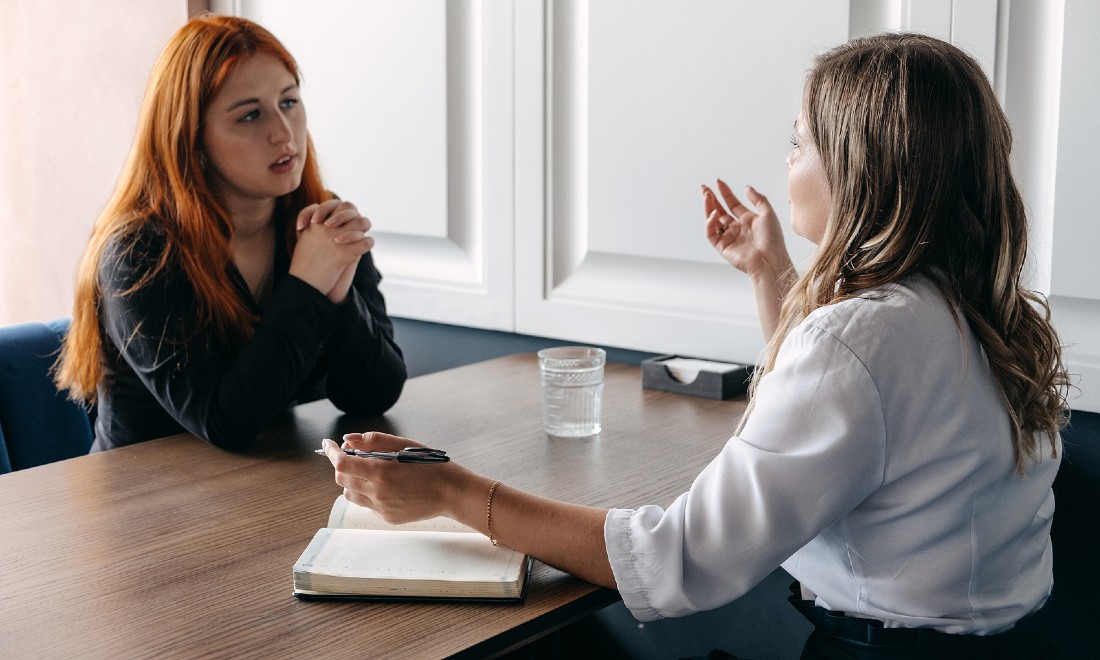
[56,14,329,402]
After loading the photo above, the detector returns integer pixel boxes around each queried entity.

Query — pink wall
[0,1,189,325]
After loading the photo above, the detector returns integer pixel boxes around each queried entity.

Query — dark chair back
[0,318,94,473]
[1050,409,1099,658]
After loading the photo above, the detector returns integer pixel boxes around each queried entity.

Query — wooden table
[0,354,747,659]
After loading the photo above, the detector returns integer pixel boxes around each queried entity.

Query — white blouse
[605,276,1059,634]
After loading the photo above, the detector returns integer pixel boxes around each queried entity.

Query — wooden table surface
[0,354,747,659]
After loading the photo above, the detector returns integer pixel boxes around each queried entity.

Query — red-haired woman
[56,14,406,451]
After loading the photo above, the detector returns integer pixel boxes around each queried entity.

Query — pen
[314,443,450,464]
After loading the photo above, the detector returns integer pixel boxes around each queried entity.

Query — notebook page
[298,528,523,582]
[327,496,477,533]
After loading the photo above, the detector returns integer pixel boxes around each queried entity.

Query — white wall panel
[222,0,1099,411]
[850,0,998,82]
[903,0,954,39]
[1050,0,1099,301]
[235,0,516,329]
[242,0,449,238]
[516,0,849,364]
[949,0,999,80]
[1050,0,1100,412]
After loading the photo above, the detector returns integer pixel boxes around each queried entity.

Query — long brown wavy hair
[748,33,1069,474]
[56,14,330,402]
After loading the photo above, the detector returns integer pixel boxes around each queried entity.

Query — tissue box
[641,355,754,400]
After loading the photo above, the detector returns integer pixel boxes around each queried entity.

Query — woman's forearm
[447,472,616,588]
[329,434,617,589]
[751,263,794,342]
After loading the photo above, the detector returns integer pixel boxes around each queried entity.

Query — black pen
[315,442,449,464]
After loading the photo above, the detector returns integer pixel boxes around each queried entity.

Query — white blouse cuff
[604,507,665,622]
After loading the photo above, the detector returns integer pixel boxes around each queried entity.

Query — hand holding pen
[315,439,450,463]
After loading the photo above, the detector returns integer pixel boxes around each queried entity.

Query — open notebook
[293,495,530,602]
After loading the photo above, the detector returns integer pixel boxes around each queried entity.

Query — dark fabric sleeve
[98,231,404,451]
[319,252,406,415]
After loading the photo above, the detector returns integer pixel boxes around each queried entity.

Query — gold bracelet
[486,480,502,546]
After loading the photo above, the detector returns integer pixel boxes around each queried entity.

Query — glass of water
[537,346,606,438]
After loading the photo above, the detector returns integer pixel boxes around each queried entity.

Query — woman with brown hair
[56,15,406,451]
[323,33,1068,658]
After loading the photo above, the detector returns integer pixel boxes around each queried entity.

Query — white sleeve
[605,321,887,621]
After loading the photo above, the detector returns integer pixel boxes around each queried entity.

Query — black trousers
[789,582,1054,660]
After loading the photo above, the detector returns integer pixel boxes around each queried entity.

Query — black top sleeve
[93,223,406,451]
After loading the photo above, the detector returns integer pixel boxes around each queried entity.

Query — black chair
[0,318,94,473]
[1050,409,1100,658]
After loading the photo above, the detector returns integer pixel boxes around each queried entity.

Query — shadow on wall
[392,317,658,378]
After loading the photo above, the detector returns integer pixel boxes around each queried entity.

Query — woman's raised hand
[703,180,796,340]
[703,180,793,286]
[290,199,374,304]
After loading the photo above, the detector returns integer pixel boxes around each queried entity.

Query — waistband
[787,581,1054,659]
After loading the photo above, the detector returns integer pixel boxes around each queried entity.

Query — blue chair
[0,318,94,473]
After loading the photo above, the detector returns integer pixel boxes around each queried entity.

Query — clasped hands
[289,198,374,304]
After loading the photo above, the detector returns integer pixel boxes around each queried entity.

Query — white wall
[1048,0,1100,415]
[223,0,1096,412]
[7,0,1097,412]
